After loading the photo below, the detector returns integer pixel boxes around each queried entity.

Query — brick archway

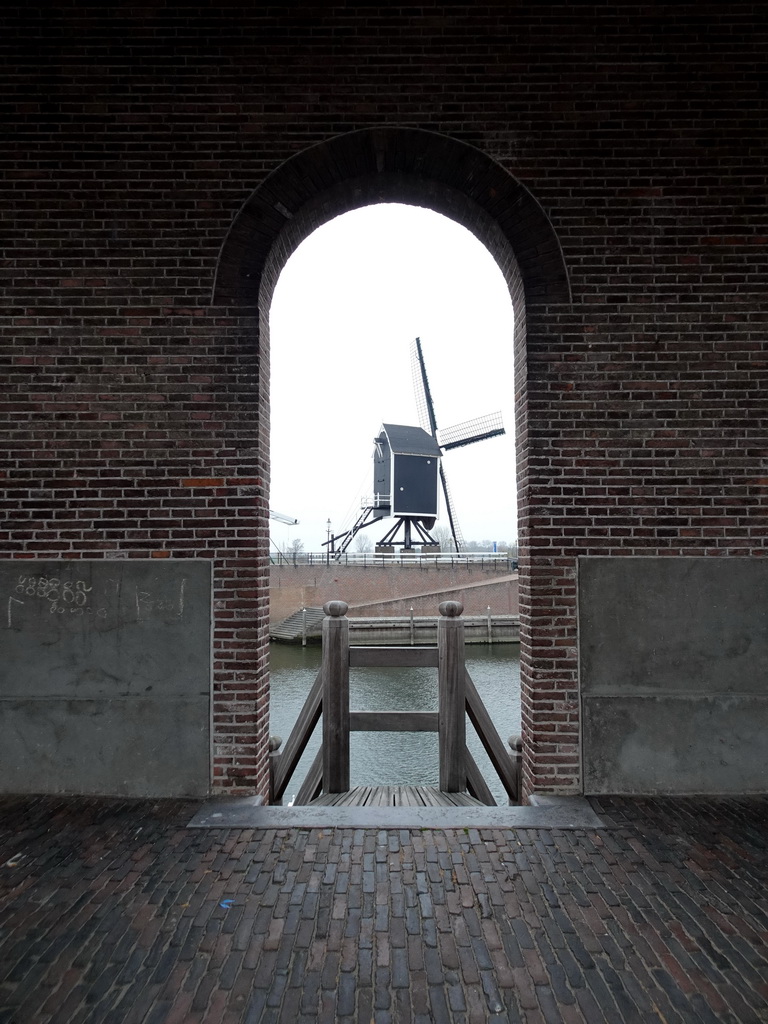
[214,127,572,799]
[214,127,569,308]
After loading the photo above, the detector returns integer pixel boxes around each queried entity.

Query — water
[269,642,521,805]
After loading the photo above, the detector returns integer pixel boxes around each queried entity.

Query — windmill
[324,338,505,559]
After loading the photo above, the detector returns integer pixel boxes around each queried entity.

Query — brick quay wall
[270,563,519,623]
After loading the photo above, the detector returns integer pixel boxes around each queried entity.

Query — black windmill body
[371,424,442,550]
[326,338,505,558]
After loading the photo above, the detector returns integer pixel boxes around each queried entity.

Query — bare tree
[432,524,456,552]
[286,537,304,563]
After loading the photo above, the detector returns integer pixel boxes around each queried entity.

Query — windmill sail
[439,412,505,451]
[411,337,438,437]
[439,462,465,553]
[409,337,505,553]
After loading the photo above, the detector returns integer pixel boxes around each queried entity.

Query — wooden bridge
[268,600,522,808]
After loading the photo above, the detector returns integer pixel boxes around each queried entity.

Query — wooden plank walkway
[310,785,485,807]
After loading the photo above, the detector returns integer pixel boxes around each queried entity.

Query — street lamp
[326,518,332,566]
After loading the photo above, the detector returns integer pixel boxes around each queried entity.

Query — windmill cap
[378,424,442,457]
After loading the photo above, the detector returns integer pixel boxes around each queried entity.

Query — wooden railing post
[268,735,283,806]
[322,599,350,793]
[508,734,522,806]
[438,600,465,792]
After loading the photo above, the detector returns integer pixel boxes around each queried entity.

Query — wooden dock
[310,785,484,807]
[269,600,522,809]
[270,607,520,645]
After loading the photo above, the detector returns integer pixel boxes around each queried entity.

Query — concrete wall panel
[583,695,768,794]
[1,698,211,798]
[0,560,212,797]
[580,557,768,795]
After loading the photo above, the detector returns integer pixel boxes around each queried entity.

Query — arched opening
[213,127,570,799]
[269,203,517,558]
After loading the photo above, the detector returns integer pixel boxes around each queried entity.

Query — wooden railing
[269,600,522,806]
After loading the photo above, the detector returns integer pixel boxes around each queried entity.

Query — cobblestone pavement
[1,796,767,1023]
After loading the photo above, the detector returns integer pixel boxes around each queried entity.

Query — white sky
[269,203,517,553]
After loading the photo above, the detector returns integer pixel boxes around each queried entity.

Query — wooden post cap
[438,600,464,617]
[323,600,348,617]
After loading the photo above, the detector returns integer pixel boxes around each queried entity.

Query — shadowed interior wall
[2,4,766,797]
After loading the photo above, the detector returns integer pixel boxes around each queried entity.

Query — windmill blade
[438,411,505,451]
[269,509,299,525]
[439,463,465,553]
[410,337,439,437]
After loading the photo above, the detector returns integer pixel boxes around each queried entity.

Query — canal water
[269,642,521,806]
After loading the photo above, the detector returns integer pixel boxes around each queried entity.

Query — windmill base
[376,517,439,553]
[375,546,441,558]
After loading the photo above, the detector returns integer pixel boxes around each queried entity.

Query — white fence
[270,551,518,571]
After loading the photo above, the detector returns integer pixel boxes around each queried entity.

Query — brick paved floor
[1,795,767,1023]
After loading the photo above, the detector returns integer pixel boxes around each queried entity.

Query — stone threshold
[187,794,606,830]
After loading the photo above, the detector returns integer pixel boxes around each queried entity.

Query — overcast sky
[269,203,517,554]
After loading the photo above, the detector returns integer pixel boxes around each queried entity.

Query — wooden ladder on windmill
[269,600,522,808]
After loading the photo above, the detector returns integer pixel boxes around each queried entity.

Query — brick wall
[2,3,766,796]
[269,564,519,621]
